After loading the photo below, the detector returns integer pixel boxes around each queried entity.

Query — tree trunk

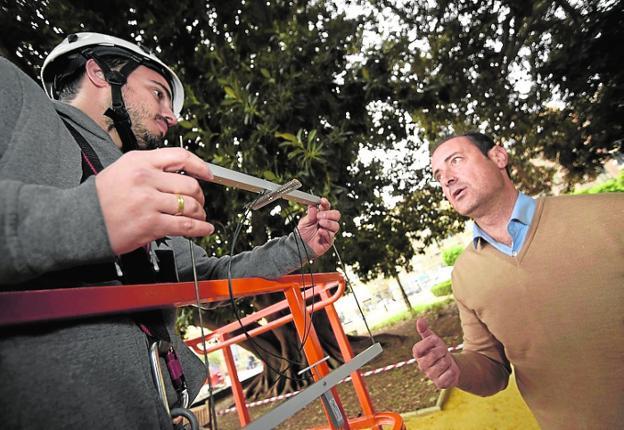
[395,274,415,315]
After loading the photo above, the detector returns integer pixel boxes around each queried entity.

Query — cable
[196,188,376,415]
[331,242,376,343]
[225,201,318,383]
[189,239,218,429]
[289,216,317,350]
[226,206,306,376]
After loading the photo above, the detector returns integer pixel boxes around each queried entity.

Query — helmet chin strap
[89,53,142,152]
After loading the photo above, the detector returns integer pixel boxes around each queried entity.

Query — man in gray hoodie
[0,32,341,429]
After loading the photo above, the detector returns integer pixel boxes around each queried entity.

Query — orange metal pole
[0,273,404,429]
[320,288,378,422]
[284,286,351,430]
[220,334,251,426]
[185,280,344,355]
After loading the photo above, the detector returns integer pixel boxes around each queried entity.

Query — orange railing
[0,273,404,430]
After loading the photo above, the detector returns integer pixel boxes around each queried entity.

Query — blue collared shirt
[472,193,536,257]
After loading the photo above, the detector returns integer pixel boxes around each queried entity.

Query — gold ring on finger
[175,194,185,216]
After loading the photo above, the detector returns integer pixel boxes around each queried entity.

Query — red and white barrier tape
[215,343,463,416]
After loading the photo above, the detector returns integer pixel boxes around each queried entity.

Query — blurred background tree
[371,0,623,193]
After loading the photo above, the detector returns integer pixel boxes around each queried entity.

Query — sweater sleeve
[169,232,311,282]
[0,58,113,286]
[453,294,511,396]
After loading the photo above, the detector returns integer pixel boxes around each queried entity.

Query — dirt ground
[207,301,463,429]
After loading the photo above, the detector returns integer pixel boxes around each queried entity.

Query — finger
[318,197,331,210]
[151,173,206,207]
[419,345,450,369]
[145,148,214,181]
[298,205,318,228]
[156,215,214,238]
[417,318,434,339]
[412,336,439,358]
[305,204,319,223]
[318,209,341,221]
[164,193,206,220]
[427,355,452,380]
[318,219,340,233]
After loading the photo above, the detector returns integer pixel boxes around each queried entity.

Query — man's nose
[443,173,457,187]
[162,106,178,127]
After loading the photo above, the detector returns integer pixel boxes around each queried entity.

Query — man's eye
[153,89,162,99]
[451,156,462,165]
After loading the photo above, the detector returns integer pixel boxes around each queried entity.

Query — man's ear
[84,59,109,88]
[488,145,509,170]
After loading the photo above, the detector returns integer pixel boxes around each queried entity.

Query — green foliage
[431,279,452,297]
[370,297,454,331]
[371,0,623,193]
[442,245,464,267]
[574,172,624,194]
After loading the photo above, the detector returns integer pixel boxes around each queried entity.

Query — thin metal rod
[189,239,217,428]
[207,162,321,206]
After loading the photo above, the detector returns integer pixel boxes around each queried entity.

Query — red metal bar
[320,288,378,425]
[219,333,250,426]
[185,281,344,355]
[0,272,404,429]
[0,273,340,326]
[284,286,351,430]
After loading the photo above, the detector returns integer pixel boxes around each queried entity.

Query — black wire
[189,239,218,429]
[225,200,317,383]
[226,206,309,376]
[227,206,302,379]
[287,212,317,350]
[331,242,376,343]
[223,194,376,390]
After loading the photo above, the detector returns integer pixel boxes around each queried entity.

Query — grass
[369,296,454,331]
[573,171,624,194]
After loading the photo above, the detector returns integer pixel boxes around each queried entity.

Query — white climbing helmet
[40,32,184,117]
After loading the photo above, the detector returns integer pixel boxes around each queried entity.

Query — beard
[106,103,165,150]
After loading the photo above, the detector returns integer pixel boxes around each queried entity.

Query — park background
[2,0,622,428]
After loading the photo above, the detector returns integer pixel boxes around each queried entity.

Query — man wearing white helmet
[40,32,186,152]
[0,32,341,429]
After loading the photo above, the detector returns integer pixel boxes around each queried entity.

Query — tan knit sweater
[451,193,624,430]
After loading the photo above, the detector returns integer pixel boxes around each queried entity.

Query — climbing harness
[63,119,200,429]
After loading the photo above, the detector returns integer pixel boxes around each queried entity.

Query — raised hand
[296,197,341,257]
[95,147,215,255]
[412,318,460,389]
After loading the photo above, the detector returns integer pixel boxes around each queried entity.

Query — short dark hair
[431,131,494,156]
[56,56,129,102]
[431,131,511,176]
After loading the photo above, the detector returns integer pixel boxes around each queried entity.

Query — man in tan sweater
[412,132,623,429]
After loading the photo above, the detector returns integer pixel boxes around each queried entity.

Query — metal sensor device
[207,162,321,208]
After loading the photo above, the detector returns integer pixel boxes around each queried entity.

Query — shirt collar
[472,192,535,248]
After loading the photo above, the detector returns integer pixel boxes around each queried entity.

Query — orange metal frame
[0,273,404,430]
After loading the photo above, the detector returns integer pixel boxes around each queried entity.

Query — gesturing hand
[296,198,341,257]
[412,318,460,389]
[95,147,215,255]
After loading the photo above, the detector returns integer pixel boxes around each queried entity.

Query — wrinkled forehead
[431,137,470,166]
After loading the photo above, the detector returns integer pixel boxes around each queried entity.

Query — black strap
[89,52,141,153]
[63,119,104,180]
[59,117,178,296]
